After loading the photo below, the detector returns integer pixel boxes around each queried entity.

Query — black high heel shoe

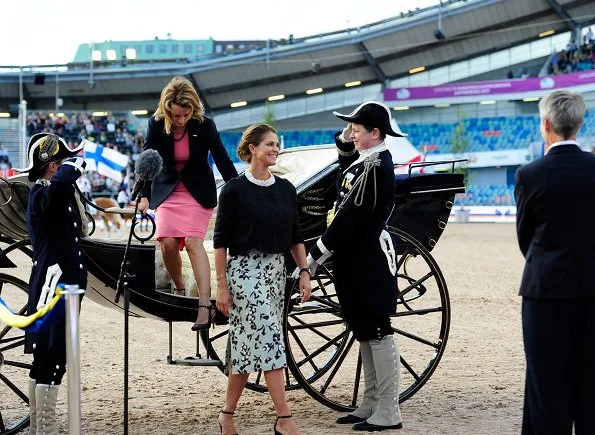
[274,414,292,435]
[218,410,238,435]
[191,304,214,331]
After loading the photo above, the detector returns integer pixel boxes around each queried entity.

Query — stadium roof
[0,0,593,115]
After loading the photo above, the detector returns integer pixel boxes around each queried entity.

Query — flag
[0,290,65,333]
[82,139,129,183]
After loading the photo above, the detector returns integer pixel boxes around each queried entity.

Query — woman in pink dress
[138,76,238,330]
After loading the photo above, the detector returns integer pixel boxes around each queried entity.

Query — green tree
[451,117,472,216]
[451,118,471,187]
[263,102,277,128]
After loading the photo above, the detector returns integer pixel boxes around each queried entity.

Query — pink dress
[155,130,214,250]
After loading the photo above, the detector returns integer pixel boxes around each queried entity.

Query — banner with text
[384,70,595,101]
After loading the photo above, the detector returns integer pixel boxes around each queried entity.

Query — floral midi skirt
[225,250,287,375]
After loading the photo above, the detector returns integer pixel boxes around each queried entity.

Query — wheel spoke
[289,319,345,331]
[352,352,362,407]
[290,316,337,342]
[393,307,444,317]
[0,373,29,403]
[288,306,341,316]
[395,246,413,271]
[254,370,263,386]
[392,327,440,349]
[288,327,319,372]
[0,339,26,353]
[209,328,228,342]
[3,360,33,370]
[296,329,349,368]
[320,334,356,395]
[308,294,342,312]
[1,335,25,345]
[400,356,420,381]
[397,272,434,299]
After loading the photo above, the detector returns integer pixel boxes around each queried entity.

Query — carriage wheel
[0,273,32,434]
[285,227,451,411]
[199,273,350,393]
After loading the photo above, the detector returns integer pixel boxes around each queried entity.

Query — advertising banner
[384,70,595,101]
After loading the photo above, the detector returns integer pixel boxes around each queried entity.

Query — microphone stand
[115,190,142,435]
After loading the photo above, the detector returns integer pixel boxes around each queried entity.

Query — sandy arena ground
[3,223,526,434]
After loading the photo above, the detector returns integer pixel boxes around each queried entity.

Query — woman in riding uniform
[305,101,405,432]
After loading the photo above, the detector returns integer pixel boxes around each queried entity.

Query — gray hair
[538,90,585,139]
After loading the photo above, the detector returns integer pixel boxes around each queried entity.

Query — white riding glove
[62,157,87,172]
[379,229,397,276]
[338,123,353,143]
[37,263,63,310]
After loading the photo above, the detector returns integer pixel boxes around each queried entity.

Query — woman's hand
[137,197,149,215]
[299,274,312,303]
[216,285,232,317]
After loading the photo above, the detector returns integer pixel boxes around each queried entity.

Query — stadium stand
[546,37,595,75]
[219,112,595,158]
[2,106,594,205]
[403,112,594,155]
[454,185,516,207]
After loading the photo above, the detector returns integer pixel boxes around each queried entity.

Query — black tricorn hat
[333,101,407,137]
[17,133,84,182]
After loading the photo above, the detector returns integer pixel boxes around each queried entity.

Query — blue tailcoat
[25,164,87,354]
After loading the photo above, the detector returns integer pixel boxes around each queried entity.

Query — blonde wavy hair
[237,124,278,163]
[154,76,205,134]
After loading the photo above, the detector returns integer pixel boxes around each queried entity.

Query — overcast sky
[3,0,440,66]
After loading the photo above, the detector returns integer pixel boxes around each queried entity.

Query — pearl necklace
[245,170,275,186]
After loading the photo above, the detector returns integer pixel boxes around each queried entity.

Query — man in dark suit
[515,89,595,434]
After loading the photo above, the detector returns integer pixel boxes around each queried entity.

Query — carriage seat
[394,173,464,195]
[390,172,465,251]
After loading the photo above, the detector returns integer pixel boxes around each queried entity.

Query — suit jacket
[142,116,238,209]
[25,164,88,353]
[515,143,595,299]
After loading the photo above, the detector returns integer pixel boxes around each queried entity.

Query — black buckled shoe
[352,421,403,431]
[336,414,367,424]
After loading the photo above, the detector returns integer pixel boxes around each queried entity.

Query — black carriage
[0,145,464,434]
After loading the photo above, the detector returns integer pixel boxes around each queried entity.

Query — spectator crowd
[26,112,145,196]
[548,28,595,75]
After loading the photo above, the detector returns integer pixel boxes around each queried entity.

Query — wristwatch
[299,267,311,277]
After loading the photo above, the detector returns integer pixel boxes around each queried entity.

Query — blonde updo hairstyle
[237,124,277,163]
[154,76,205,135]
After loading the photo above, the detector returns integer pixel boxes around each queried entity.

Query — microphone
[130,149,163,200]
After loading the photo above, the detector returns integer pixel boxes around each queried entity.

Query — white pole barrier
[63,284,85,435]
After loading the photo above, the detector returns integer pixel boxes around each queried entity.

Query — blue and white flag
[82,139,129,183]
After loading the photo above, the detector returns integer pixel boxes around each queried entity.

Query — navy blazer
[143,116,238,209]
[515,144,595,299]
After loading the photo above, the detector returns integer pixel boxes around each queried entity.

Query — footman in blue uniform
[18,133,87,435]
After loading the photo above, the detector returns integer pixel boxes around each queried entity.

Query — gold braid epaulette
[340,153,382,212]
